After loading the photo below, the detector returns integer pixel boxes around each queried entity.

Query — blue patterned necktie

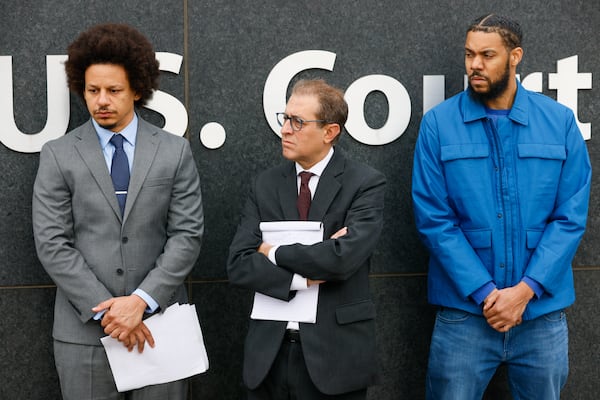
[109,134,130,216]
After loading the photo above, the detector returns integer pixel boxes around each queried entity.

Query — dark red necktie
[297,171,314,220]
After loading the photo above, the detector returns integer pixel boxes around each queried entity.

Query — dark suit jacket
[32,117,204,345]
[227,148,385,395]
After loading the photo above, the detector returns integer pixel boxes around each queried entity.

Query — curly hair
[65,23,159,107]
[468,14,523,51]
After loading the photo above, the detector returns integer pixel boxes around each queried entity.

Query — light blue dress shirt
[92,114,159,318]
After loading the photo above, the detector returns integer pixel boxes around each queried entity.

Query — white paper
[101,303,209,392]
[251,221,323,323]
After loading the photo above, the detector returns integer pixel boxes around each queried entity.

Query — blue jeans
[426,308,568,400]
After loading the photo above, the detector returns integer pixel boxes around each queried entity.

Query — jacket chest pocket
[441,144,491,201]
[517,143,566,200]
[142,177,173,189]
[517,144,565,170]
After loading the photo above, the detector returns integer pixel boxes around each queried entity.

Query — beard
[468,59,511,104]
[93,108,118,131]
[98,122,117,131]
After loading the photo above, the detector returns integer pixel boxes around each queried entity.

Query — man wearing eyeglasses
[227,79,386,400]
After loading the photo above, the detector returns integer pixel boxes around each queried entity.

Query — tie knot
[110,134,124,150]
[299,171,313,185]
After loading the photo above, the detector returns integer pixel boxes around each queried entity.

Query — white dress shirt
[267,147,334,330]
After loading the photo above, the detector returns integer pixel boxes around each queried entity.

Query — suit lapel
[309,149,343,221]
[123,118,160,222]
[278,163,301,220]
[74,121,122,220]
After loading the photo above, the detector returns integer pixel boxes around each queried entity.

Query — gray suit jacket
[227,149,385,395]
[33,117,204,345]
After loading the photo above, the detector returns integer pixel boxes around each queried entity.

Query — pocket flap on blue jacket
[463,229,492,249]
[335,300,376,325]
[517,144,566,160]
[441,144,489,161]
[526,229,544,249]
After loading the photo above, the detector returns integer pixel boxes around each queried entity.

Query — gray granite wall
[0,1,597,399]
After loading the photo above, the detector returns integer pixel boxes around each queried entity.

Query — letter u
[0,55,69,153]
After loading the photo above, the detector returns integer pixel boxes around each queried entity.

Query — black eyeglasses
[276,112,331,132]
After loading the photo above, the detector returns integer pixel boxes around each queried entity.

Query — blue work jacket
[412,81,591,320]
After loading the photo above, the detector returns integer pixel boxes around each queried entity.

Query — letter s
[145,52,188,137]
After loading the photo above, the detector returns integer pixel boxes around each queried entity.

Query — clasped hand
[483,281,534,332]
[93,294,155,353]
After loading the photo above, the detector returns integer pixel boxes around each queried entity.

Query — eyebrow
[85,83,124,89]
[465,46,498,54]
[285,113,308,120]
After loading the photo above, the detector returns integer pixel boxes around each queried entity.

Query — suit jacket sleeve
[136,140,204,309]
[33,142,113,323]
[276,168,386,281]
[227,178,296,301]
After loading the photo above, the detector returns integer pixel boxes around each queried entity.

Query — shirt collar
[463,79,528,126]
[295,147,334,177]
[93,113,139,150]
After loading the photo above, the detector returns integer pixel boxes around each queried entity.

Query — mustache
[469,72,487,79]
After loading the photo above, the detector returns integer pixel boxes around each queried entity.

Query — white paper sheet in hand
[251,221,323,323]
[101,303,209,392]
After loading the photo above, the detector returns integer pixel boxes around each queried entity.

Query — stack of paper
[251,221,323,323]
[101,303,209,392]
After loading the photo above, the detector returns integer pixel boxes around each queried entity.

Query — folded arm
[274,171,386,282]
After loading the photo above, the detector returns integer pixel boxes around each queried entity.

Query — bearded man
[412,14,591,400]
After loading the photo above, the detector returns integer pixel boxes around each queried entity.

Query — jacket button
[497,213,503,219]
[122,236,128,243]
[116,268,124,275]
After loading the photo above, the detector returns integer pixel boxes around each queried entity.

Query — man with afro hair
[33,23,204,399]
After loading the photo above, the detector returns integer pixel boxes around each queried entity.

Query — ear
[323,123,341,144]
[510,47,523,67]
[134,92,142,102]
